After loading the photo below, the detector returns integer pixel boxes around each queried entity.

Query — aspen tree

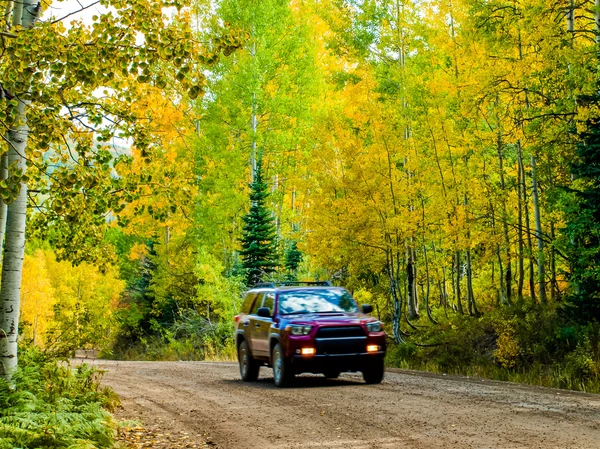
[0,0,242,379]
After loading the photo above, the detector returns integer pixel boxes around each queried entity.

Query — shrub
[0,348,117,449]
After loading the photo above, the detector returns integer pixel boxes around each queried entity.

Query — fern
[0,347,117,449]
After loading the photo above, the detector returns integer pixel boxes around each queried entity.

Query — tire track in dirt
[89,360,600,449]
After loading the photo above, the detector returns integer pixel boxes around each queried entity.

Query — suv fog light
[301,347,315,355]
[367,345,380,352]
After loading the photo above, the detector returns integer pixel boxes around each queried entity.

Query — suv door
[252,292,275,357]
[247,293,265,355]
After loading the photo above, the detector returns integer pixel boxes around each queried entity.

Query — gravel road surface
[90,360,600,449]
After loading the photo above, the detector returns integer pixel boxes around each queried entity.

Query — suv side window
[262,293,275,315]
[250,293,265,315]
[241,293,257,314]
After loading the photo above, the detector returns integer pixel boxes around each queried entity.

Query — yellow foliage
[20,249,125,350]
[494,319,521,369]
[129,243,148,261]
[21,250,56,347]
[495,333,520,369]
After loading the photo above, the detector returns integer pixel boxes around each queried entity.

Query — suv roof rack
[252,281,332,288]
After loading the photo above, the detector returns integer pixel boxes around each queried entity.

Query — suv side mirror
[257,307,271,318]
[361,304,373,314]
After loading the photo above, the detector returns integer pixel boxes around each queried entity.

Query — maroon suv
[234,282,386,387]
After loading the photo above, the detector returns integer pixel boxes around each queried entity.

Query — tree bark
[406,243,419,320]
[0,152,8,261]
[0,95,29,381]
[595,0,600,44]
[496,133,512,305]
[550,221,559,302]
[567,0,575,35]
[519,148,536,302]
[516,143,525,304]
[466,247,478,316]
[250,39,258,181]
[454,250,464,315]
[531,155,547,304]
[387,249,405,344]
[423,245,437,324]
[0,0,38,380]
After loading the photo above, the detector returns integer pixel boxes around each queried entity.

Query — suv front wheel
[272,343,294,387]
[362,358,385,384]
[238,340,260,381]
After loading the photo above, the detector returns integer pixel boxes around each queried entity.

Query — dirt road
[92,360,600,449]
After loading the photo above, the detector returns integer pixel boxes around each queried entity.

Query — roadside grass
[387,355,600,393]
[0,348,119,449]
[385,305,600,394]
[105,334,236,362]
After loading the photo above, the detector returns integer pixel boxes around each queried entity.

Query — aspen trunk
[387,250,404,344]
[519,148,536,302]
[250,40,257,181]
[516,144,525,304]
[0,153,7,261]
[423,245,437,324]
[0,0,38,380]
[531,156,547,304]
[432,242,448,308]
[567,0,575,34]
[454,250,464,315]
[463,194,478,315]
[466,248,478,316]
[0,98,29,380]
[3,2,13,30]
[406,243,419,320]
[496,133,512,305]
[550,221,559,302]
[596,0,600,44]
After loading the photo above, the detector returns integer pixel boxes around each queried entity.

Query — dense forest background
[6,0,600,395]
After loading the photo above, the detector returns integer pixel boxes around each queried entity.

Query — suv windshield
[278,289,358,314]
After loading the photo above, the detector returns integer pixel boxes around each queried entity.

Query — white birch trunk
[596,0,600,44]
[3,1,13,28]
[0,0,38,380]
[250,40,257,181]
[531,155,547,304]
[0,153,8,261]
[0,100,29,379]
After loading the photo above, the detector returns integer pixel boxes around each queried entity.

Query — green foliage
[386,306,600,393]
[284,240,303,278]
[110,312,236,362]
[109,237,244,361]
[239,159,278,286]
[0,348,117,449]
[563,113,600,323]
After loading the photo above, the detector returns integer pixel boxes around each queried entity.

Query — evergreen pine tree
[239,159,278,286]
[563,114,600,323]
[284,240,303,280]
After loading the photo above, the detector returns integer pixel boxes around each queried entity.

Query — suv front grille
[314,326,367,355]
[315,326,366,338]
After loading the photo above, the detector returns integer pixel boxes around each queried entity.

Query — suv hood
[283,312,371,326]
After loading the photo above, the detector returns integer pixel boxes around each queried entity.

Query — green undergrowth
[0,348,119,449]
[107,311,236,362]
[386,305,600,393]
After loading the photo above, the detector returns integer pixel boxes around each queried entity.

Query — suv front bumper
[290,351,385,374]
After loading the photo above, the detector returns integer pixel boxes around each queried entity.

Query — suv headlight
[288,325,312,336]
[366,321,382,333]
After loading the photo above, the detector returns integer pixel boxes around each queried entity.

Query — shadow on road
[223,375,365,389]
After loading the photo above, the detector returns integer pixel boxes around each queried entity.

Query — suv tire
[272,343,294,387]
[324,369,341,379]
[362,359,384,384]
[239,340,260,382]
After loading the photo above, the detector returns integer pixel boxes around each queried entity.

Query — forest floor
[86,360,600,449]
